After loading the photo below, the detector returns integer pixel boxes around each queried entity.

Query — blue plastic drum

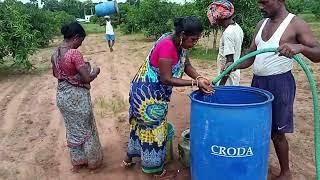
[95,1,119,17]
[189,86,274,180]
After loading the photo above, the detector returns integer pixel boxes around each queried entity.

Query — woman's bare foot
[88,160,103,170]
[88,163,105,174]
[275,171,292,180]
[153,169,167,179]
[121,156,135,168]
[154,169,178,180]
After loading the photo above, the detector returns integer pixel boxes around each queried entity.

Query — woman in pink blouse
[123,16,213,178]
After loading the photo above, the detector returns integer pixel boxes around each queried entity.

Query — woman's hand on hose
[197,78,214,95]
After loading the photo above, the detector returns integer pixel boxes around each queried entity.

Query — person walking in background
[207,0,244,86]
[105,16,115,52]
[51,22,103,172]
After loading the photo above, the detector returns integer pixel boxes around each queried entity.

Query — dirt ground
[0,33,319,180]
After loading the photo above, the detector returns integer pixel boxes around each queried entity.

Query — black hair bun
[61,24,69,36]
[60,22,86,39]
[174,17,184,27]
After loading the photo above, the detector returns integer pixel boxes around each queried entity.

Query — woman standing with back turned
[51,22,103,171]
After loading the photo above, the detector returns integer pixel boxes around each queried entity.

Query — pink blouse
[150,38,179,68]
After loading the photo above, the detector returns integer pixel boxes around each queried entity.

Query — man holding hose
[225,0,320,179]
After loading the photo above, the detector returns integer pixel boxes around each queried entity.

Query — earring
[179,36,183,47]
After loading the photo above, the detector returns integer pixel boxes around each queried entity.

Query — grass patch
[0,63,51,77]
[94,95,128,117]
[299,13,318,23]
[299,13,320,40]
[31,64,51,75]
[310,22,320,40]
[188,46,218,61]
[81,23,105,34]
[0,63,24,76]
[120,33,154,42]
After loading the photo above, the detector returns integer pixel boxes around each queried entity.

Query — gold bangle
[196,76,204,81]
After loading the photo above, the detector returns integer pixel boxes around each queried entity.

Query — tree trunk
[212,29,218,51]
[205,35,210,54]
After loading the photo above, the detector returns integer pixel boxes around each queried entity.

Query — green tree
[121,0,178,38]
[0,0,36,68]
[233,0,262,47]
[128,0,139,6]
[311,0,320,17]
[43,0,61,12]
[286,0,305,14]
[60,0,84,18]
[43,0,85,18]
[0,0,75,69]
[118,0,263,48]
[83,0,94,15]
[29,0,38,6]
[118,2,139,34]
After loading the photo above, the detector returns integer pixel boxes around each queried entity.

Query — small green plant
[82,23,105,34]
[189,46,218,61]
[299,13,318,23]
[94,95,128,117]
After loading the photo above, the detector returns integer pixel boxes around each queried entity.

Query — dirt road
[0,34,318,180]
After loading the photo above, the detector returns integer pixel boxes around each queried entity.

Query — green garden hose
[212,48,320,179]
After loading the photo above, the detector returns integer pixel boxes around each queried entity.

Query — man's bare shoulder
[290,16,311,32]
[251,19,266,35]
[256,19,266,30]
